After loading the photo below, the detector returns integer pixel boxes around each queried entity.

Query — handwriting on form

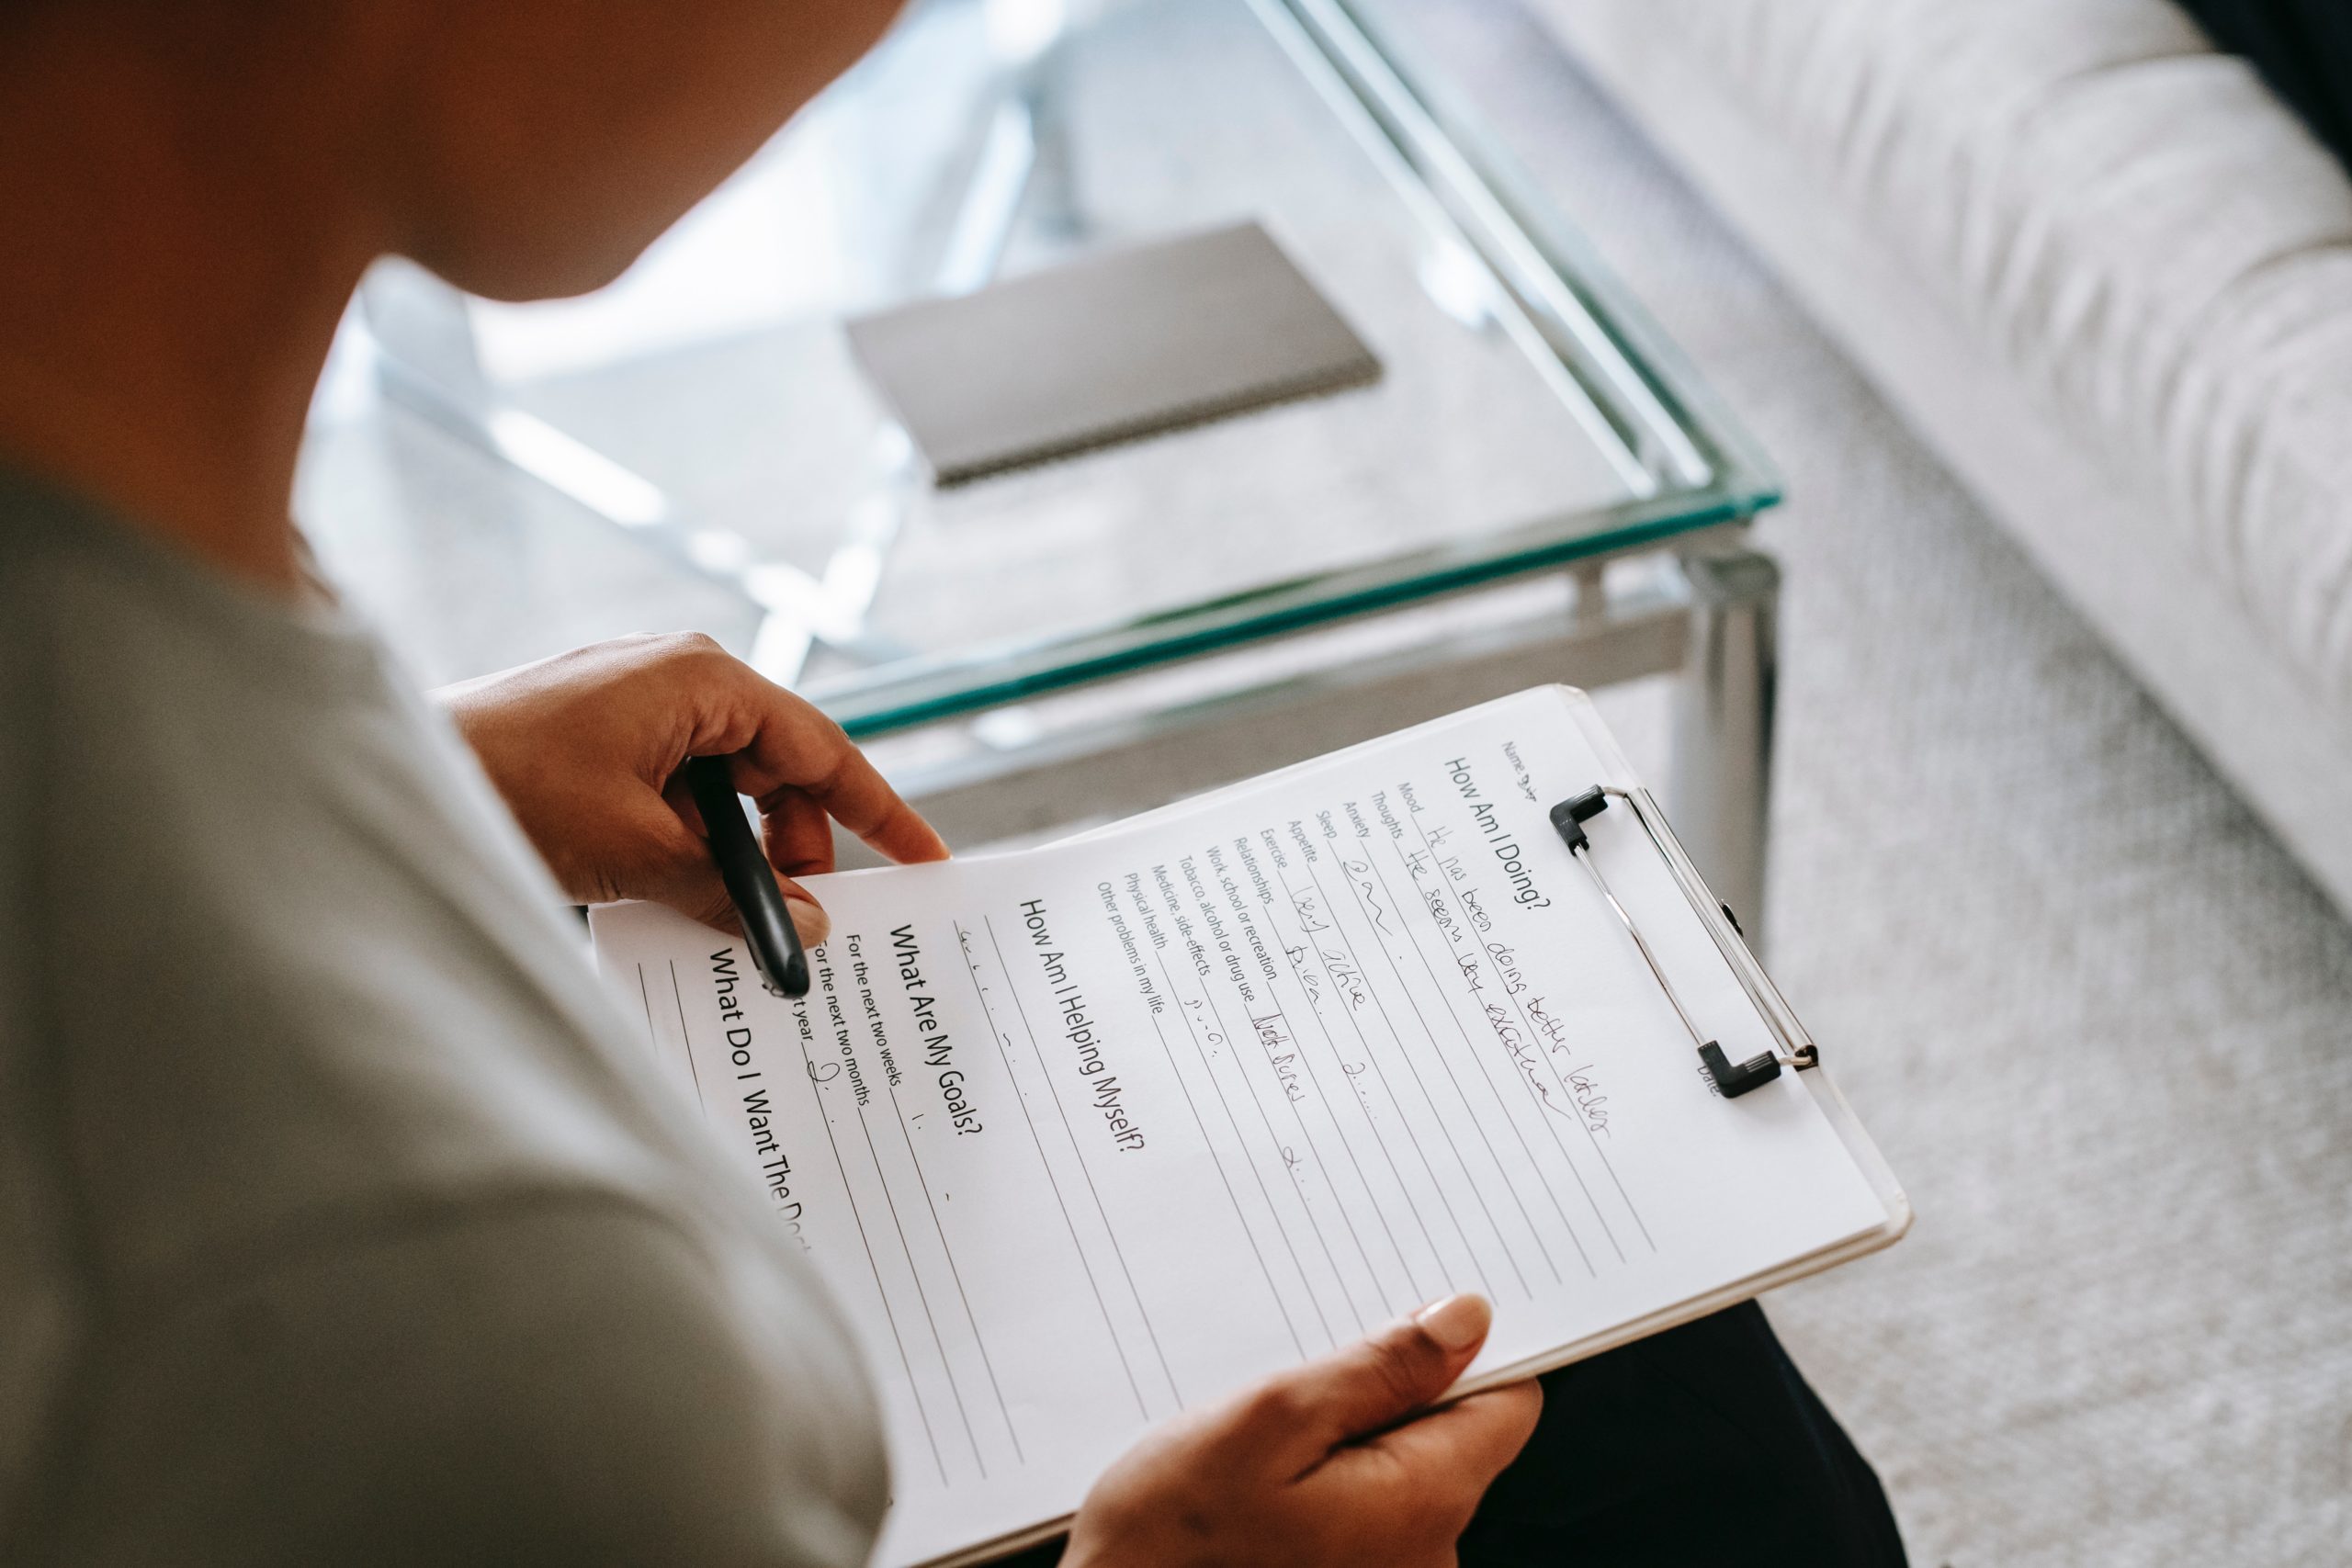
[1565,1065,1611,1136]
[1253,1012,1307,1103]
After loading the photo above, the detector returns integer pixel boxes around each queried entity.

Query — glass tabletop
[300,0,1777,735]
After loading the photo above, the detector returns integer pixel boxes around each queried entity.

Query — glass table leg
[843,561,1697,863]
[1668,547,1779,953]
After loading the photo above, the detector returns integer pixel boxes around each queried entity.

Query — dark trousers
[1007,1301,1905,1567]
[1456,1302,1905,1566]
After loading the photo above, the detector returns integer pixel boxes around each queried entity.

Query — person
[0,3,1906,1563]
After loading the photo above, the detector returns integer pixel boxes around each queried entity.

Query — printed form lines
[1187,971,1373,1338]
[1402,810,1652,1255]
[1365,845,1583,1281]
[1248,886,1436,1311]
[1143,979,1314,1359]
[1153,949,1329,1355]
[1283,863,1494,1301]
[981,916,1185,1410]
[845,1077,989,1477]
[880,1043,1024,1466]
[669,962,948,1487]
[953,920,1150,1423]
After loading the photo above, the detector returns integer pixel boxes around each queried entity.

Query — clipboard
[1442,687,1909,1401]
[627,684,1912,1568]
[1047,683,1911,1404]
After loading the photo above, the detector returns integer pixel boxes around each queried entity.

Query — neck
[0,17,383,595]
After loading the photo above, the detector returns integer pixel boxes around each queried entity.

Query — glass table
[300,0,1785,928]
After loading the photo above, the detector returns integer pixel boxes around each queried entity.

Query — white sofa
[1532,0,2352,917]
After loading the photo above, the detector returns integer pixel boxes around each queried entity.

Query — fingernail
[786,897,831,947]
[1413,1293,1491,1353]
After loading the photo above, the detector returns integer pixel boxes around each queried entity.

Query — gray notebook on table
[844,220,1381,483]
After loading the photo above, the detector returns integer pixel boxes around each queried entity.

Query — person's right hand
[1062,1294,1541,1568]
[436,632,947,944]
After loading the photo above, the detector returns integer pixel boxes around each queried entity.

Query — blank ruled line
[1157,949,1340,1350]
[882,1030,1026,1464]
[1152,949,1336,1354]
[1278,865,1468,1301]
[1250,883,1430,1313]
[661,961,709,1112]
[952,922,1149,1424]
[1109,876,1305,1351]
[1142,994,1310,1360]
[1365,845,1569,1285]
[1329,852,1533,1299]
[1385,851,1597,1279]
[1293,859,1492,1301]
[846,1059,989,1479]
[692,962,947,1486]
[1404,814,1652,1254]
[982,916,1186,1409]
[1270,869,1454,1303]
[1489,953,1652,1255]
[634,963,659,1049]
[1399,815,1614,1269]
[1237,985,1395,1322]
[1188,967,1370,1337]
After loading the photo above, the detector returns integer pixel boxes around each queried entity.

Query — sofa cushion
[1593,0,2352,701]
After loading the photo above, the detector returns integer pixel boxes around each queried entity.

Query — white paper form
[591,686,1893,1567]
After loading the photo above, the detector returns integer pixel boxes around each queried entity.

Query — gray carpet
[1383,4,2352,1563]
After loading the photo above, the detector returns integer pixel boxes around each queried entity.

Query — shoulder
[23,1193,888,1567]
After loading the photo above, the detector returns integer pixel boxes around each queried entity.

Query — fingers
[445,632,931,932]
[616,633,945,867]
[1236,1294,1495,1473]
[776,884,830,948]
[660,859,831,948]
[663,770,832,940]
[690,663,948,867]
[760,786,837,880]
[750,739,948,869]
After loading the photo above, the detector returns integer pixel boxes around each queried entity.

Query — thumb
[1253,1294,1493,1471]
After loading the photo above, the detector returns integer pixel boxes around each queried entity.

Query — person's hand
[1064,1294,1541,1568]
[437,632,948,942]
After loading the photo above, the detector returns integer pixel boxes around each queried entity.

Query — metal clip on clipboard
[1550,786,1821,1100]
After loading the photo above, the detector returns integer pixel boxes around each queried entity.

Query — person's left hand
[437,632,948,943]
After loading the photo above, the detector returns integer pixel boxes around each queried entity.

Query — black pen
[683,754,809,999]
